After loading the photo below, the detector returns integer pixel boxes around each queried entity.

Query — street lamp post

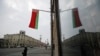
[40,35,42,47]
[51,0,62,56]
[29,0,77,56]
[40,35,42,42]
[54,0,62,56]
[50,0,54,56]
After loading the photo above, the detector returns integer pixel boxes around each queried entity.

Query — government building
[3,31,46,48]
[62,29,100,56]
[0,38,4,48]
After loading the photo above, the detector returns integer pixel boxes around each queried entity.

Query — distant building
[62,29,100,56]
[63,29,100,48]
[0,38,4,48]
[4,31,46,48]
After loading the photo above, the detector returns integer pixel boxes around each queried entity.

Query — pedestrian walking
[22,47,28,56]
[45,45,47,50]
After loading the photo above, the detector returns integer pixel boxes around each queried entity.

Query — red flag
[29,9,39,29]
[72,8,82,28]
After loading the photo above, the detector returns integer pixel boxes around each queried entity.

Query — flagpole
[60,8,76,12]
[39,9,50,12]
[34,9,50,12]
[35,8,78,13]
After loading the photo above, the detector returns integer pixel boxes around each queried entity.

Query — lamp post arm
[60,8,77,12]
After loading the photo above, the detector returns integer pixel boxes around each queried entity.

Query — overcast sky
[60,0,100,39]
[0,0,100,43]
[0,0,50,43]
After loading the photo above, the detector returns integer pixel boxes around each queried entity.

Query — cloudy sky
[0,0,100,43]
[0,0,50,43]
[60,0,100,40]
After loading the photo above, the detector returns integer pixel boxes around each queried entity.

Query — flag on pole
[29,9,39,29]
[72,8,82,28]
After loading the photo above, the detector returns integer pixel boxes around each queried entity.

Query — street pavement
[62,46,82,56]
[0,47,51,56]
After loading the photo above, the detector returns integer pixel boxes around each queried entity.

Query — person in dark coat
[45,45,47,50]
[22,47,28,56]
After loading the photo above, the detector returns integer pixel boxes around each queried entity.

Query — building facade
[62,29,100,56]
[4,31,46,48]
[0,38,4,48]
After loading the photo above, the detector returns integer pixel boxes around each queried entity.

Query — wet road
[0,47,51,56]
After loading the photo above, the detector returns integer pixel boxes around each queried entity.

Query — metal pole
[63,34,65,41]
[40,35,42,42]
[50,0,54,56]
[54,0,62,56]
[40,35,42,47]
[38,9,50,12]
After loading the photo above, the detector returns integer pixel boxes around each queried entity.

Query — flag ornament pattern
[29,9,39,29]
[72,8,82,28]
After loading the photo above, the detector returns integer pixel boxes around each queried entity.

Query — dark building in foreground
[62,29,100,56]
